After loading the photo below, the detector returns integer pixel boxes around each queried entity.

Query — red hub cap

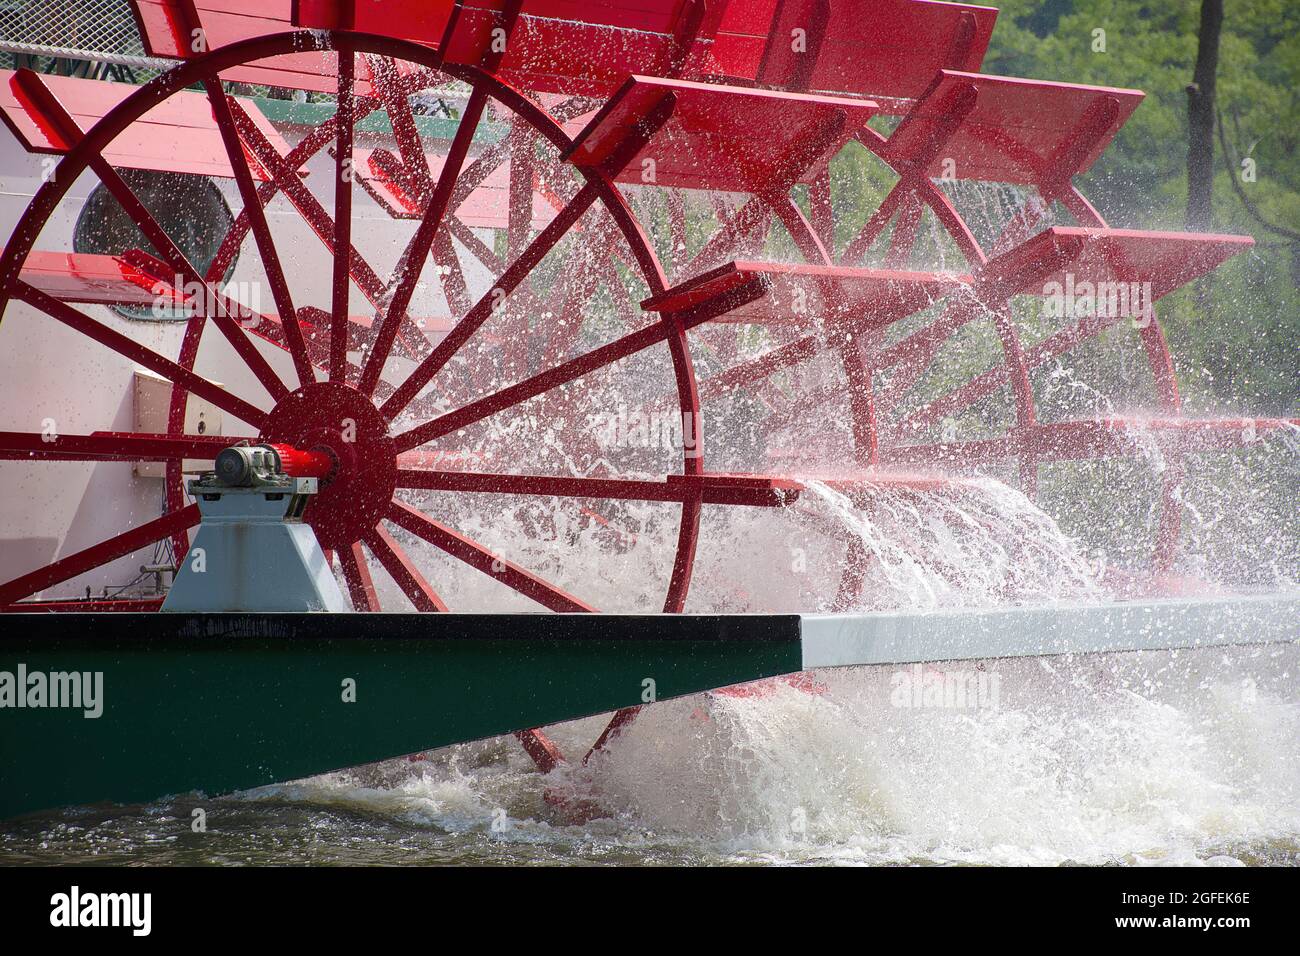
[262,381,397,551]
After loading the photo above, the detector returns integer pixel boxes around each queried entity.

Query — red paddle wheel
[0,1,1292,774]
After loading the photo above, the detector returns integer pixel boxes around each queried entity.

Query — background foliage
[985,0,1298,415]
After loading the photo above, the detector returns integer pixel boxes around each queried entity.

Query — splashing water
[21,640,1275,866]
[382,467,1106,614]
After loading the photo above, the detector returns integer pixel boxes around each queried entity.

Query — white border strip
[800,594,1300,668]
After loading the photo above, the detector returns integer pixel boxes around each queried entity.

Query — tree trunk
[1186,0,1223,231]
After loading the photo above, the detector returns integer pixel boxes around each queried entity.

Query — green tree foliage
[985,0,1298,413]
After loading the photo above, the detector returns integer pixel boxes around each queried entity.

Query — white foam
[261,642,1298,865]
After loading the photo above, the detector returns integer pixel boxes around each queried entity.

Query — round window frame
[71,170,240,322]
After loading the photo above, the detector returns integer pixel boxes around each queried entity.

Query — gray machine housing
[161,474,347,613]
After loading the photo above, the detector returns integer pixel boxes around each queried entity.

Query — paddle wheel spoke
[515,728,566,775]
[537,249,609,367]
[900,311,1121,431]
[697,334,821,400]
[224,94,424,357]
[329,50,357,381]
[366,55,433,185]
[448,137,512,213]
[359,82,492,395]
[203,77,312,387]
[11,282,270,429]
[205,92,387,283]
[0,505,199,607]
[380,181,602,418]
[79,161,291,402]
[0,430,247,462]
[809,167,834,249]
[394,310,700,453]
[584,707,642,764]
[445,217,499,274]
[441,207,563,332]
[444,200,626,375]
[840,340,879,466]
[868,303,978,422]
[678,196,770,278]
[112,248,293,402]
[362,525,448,612]
[387,500,593,612]
[337,541,381,612]
[507,121,537,262]
[281,306,403,400]
[431,229,474,317]
[394,469,784,505]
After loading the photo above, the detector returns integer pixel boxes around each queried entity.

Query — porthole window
[72,169,238,321]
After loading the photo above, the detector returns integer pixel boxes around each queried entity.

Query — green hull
[0,613,801,819]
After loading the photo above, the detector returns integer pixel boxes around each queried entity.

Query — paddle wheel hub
[263,382,398,551]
